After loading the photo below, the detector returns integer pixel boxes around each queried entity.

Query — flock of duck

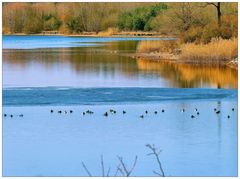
[3,107,235,119]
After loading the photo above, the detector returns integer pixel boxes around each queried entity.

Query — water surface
[3,35,237,88]
[2,36,238,176]
[3,88,238,176]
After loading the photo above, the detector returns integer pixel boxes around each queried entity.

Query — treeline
[2,2,157,34]
[2,2,238,43]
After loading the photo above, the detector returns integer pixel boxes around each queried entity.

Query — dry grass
[180,38,238,64]
[98,28,119,36]
[137,40,179,54]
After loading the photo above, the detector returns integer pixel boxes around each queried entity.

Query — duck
[19,114,24,117]
[123,110,126,114]
[232,108,234,111]
[70,110,73,113]
[104,112,108,117]
[196,112,200,115]
[161,109,165,113]
[191,115,195,118]
[216,110,220,114]
[140,115,144,118]
[110,109,116,114]
[154,111,158,114]
[181,109,185,112]
[50,110,54,113]
[3,114,7,117]
[214,108,217,111]
[195,108,198,112]
[58,110,62,114]
[227,115,230,118]
[82,112,86,115]
[10,114,13,118]
[145,110,148,114]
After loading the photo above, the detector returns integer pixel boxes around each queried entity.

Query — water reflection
[137,59,238,88]
[3,41,237,88]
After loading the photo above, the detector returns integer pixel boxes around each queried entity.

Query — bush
[43,16,61,31]
[118,3,167,31]
[181,26,203,43]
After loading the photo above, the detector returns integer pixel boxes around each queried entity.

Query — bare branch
[207,2,218,8]
[114,164,124,177]
[101,155,105,177]
[153,170,163,176]
[128,156,138,176]
[117,155,138,177]
[81,162,92,177]
[117,156,129,175]
[199,2,218,8]
[106,167,111,177]
[146,144,165,177]
[117,165,125,176]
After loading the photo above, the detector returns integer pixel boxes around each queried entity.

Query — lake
[2,35,238,176]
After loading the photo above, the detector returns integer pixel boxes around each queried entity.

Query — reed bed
[98,28,119,36]
[137,40,179,54]
[180,38,238,64]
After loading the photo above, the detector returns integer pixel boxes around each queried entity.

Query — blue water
[3,87,237,106]
[3,87,238,176]
[2,35,171,49]
[2,35,238,176]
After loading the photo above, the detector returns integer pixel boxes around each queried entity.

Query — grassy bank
[181,38,238,65]
[136,38,238,67]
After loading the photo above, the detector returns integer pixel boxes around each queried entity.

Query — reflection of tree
[3,41,140,76]
[136,59,238,88]
[3,41,238,89]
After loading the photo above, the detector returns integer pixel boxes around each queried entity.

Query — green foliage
[66,18,83,33]
[118,3,167,31]
[43,16,62,31]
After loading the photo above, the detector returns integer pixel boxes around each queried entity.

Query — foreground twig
[146,144,165,177]
[106,167,111,177]
[82,161,92,176]
[117,155,138,176]
[101,155,105,176]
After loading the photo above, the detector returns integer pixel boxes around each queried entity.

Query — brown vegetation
[137,40,179,54]
[180,38,238,64]
[136,38,237,66]
[2,2,238,66]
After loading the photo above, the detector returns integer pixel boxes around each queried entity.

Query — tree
[203,2,222,27]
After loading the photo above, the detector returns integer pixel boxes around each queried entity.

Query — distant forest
[2,2,238,42]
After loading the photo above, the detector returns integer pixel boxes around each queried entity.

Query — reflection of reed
[137,58,238,88]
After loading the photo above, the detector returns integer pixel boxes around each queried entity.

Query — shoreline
[3,33,237,69]
[135,53,238,70]
[2,32,176,38]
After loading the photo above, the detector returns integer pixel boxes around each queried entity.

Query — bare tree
[146,144,165,177]
[203,2,222,27]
